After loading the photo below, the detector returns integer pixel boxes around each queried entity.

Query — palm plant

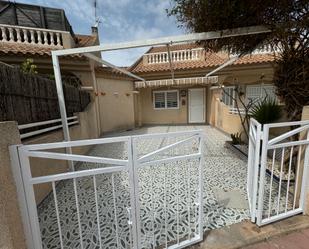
[250,97,282,124]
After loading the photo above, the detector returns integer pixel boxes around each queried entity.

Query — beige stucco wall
[301,106,309,214]
[139,86,207,125]
[0,122,26,249]
[207,87,243,135]
[96,77,135,133]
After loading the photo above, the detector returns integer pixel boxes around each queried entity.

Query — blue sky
[21,0,184,66]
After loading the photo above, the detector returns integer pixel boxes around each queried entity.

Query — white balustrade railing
[252,44,279,54]
[0,24,67,47]
[229,107,246,115]
[145,48,204,64]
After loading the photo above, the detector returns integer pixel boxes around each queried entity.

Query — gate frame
[247,118,262,222]
[131,130,204,249]
[248,118,309,226]
[10,130,204,249]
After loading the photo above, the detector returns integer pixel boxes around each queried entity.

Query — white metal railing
[18,116,78,139]
[0,24,67,47]
[252,44,279,54]
[248,119,309,226]
[10,130,204,249]
[145,48,204,64]
[229,107,246,115]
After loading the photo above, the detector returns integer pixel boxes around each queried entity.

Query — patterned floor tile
[38,125,251,249]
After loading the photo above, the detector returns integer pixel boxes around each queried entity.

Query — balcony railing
[144,48,204,64]
[252,44,279,54]
[0,24,68,47]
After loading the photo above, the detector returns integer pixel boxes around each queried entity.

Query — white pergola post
[51,53,74,170]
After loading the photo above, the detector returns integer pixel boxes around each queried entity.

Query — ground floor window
[246,84,276,104]
[153,90,179,109]
[221,86,235,107]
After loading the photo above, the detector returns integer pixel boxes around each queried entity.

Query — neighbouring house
[0,0,136,137]
[130,43,279,135]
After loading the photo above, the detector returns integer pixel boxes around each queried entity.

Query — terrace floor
[38,125,250,248]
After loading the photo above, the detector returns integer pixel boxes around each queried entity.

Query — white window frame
[221,86,235,107]
[153,90,179,110]
[246,84,277,104]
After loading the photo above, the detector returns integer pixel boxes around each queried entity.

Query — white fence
[10,130,204,249]
[18,116,78,139]
[248,118,309,226]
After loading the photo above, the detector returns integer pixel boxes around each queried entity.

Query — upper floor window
[221,86,235,107]
[153,90,179,109]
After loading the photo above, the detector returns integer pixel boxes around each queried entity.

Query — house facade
[130,43,278,135]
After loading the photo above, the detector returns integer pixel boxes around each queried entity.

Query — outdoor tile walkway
[37,125,250,249]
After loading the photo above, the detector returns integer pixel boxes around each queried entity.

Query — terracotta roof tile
[233,53,275,65]
[0,33,97,57]
[96,66,129,75]
[131,52,226,73]
[0,42,57,56]
[130,43,276,74]
[76,34,98,47]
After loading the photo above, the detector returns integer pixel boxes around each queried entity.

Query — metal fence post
[197,133,204,241]
[127,137,140,249]
[256,124,269,225]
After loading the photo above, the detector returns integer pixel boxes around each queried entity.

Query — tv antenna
[94,0,101,27]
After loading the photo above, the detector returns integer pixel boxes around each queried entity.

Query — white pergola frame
[51,25,270,142]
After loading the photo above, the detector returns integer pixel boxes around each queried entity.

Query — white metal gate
[248,118,309,226]
[10,130,204,249]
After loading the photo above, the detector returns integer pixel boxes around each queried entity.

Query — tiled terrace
[37,125,250,248]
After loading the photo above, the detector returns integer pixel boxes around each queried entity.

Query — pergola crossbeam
[52,25,270,56]
[206,55,240,78]
[84,53,145,82]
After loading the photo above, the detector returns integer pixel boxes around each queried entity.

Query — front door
[188,88,205,123]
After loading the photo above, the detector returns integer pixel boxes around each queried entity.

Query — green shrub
[231,132,242,145]
[250,97,282,124]
[20,58,38,74]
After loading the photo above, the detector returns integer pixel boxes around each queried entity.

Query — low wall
[0,122,26,249]
[216,100,244,135]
